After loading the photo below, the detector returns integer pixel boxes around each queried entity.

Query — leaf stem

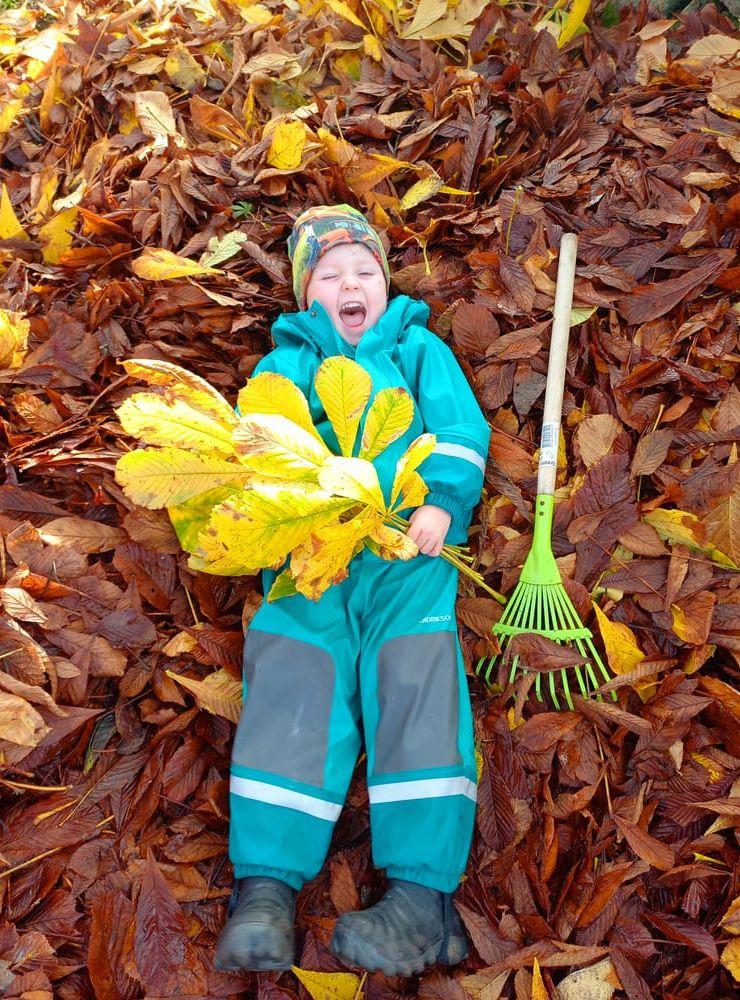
[385,514,506,604]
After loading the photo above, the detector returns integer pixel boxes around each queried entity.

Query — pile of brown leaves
[1,1,739,997]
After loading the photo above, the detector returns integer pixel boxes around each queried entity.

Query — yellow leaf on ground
[227,1,274,24]
[0,98,23,135]
[721,937,740,983]
[558,0,592,48]
[165,42,206,91]
[237,371,323,443]
[645,507,737,568]
[0,183,28,240]
[325,0,366,28]
[39,64,64,134]
[363,33,382,61]
[0,309,30,369]
[291,967,362,1000]
[317,127,411,198]
[319,456,387,512]
[116,447,250,509]
[162,631,199,656]
[334,52,361,81]
[400,172,444,211]
[267,121,306,170]
[30,169,60,222]
[131,248,222,280]
[721,895,740,935]
[592,603,644,675]
[531,956,549,1000]
[166,668,242,722]
[359,387,415,461]
[570,306,597,325]
[38,206,78,263]
[244,83,257,129]
[315,356,372,457]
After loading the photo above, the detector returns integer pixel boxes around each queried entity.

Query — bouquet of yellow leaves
[114,356,503,603]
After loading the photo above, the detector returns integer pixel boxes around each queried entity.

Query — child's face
[305,243,387,345]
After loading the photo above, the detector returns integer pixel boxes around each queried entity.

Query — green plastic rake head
[477,494,612,710]
[476,234,614,710]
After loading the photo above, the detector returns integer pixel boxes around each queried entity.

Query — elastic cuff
[425,491,468,521]
[386,866,463,894]
[232,864,304,891]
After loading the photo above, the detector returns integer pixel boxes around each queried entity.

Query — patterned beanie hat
[287,204,390,310]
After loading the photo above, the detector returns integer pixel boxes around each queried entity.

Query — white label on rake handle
[539,422,560,467]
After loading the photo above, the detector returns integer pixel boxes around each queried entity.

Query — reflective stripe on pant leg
[229,626,360,887]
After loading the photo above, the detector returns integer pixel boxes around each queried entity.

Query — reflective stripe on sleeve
[369,776,477,805]
[230,775,342,821]
[432,443,486,472]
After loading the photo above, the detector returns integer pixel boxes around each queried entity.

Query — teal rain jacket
[249,294,490,545]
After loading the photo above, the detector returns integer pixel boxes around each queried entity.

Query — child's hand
[407,504,452,557]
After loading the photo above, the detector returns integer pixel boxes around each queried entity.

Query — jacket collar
[270,294,430,360]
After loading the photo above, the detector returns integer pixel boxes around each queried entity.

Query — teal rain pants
[228,549,477,893]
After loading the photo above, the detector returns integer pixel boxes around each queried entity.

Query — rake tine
[504,582,527,626]
[585,634,616,699]
[549,665,561,710]
[510,653,520,689]
[570,639,591,700]
[550,588,592,700]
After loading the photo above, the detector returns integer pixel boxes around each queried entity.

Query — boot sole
[214,956,293,972]
[330,927,468,978]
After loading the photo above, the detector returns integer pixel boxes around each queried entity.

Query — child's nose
[341,273,359,289]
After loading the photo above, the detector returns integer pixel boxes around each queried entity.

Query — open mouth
[338,301,367,330]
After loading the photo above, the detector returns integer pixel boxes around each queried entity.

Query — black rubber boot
[329,879,468,977]
[214,876,296,971]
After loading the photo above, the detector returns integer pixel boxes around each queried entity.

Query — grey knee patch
[374,632,461,774]
[233,630,334,785]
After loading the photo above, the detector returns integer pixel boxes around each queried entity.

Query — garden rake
[477,233,612,710]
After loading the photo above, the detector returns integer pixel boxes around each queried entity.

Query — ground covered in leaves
[1,0,739,998]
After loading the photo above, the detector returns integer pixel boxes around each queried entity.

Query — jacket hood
[270,293,431,359]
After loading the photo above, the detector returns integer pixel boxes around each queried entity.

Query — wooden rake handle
[536,233,579,497]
